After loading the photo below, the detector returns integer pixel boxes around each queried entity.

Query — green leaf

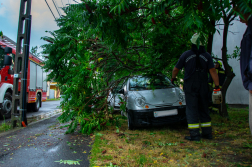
[54,159,81,165]
[116,127,119,133]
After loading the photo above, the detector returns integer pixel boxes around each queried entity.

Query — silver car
[118,75,186,130]
[108,89,124,112]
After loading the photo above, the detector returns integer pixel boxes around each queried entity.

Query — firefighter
[208,61,227,113]
[171,33,220,141]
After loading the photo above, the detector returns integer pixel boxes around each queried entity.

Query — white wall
[212,19,249,104]
[49,89,55,99]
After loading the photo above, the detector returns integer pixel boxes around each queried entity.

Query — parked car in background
[118,74,186,130]
[108,84,124,112]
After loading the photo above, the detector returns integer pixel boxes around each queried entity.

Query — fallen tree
[41,0,252,134]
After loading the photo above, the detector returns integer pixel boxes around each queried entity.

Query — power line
[45,0,57,20]
[55,0,62,16]
[61,0,65,7]
[52,0,62,17]
[73,0,79,3]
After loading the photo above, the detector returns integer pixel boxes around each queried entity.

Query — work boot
[184,129,201,141]
[201,127,212,139]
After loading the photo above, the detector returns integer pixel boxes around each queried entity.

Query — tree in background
[30,46,40,57]
[30,46,47,60]
[214,2,237,118]
[204,1,252,118]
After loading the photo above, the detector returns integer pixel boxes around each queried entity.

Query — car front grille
[154,104,173,108]
[151,115,183,124]
[130,108,186,127]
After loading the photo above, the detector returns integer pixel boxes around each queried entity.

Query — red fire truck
[0,35,47,118]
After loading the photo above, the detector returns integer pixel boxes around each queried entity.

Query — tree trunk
[207,32,214,54]
[220,73,234,118]
[219,17,236,118]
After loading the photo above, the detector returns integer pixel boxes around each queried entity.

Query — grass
[46,98,60,101]
[89,108,252,167]
[0,118,11,133]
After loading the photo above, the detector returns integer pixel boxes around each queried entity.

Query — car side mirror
[4,47,12,54]
[4,55,12,66]
[118,89,124,94]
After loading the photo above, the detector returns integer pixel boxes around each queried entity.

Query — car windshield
[112,84,123,94]
[0,48,4,69]
[129,75,174,90]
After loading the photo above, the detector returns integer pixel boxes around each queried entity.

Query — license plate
[154,109,178,118]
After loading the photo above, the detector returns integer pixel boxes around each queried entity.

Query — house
[46,70,60,99]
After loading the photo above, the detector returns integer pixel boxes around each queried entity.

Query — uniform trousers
[184,71,212,135]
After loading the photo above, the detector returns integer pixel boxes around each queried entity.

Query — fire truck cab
[0,35,47,119]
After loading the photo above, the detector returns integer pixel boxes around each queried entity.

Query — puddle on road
[47,145,60,153]
[27,110,62,123]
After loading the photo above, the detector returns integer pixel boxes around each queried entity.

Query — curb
[0,109,62,137]
[28,109,62,126]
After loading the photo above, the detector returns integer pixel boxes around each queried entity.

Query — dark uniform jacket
[175,45,214,81]
[240,16,252,90]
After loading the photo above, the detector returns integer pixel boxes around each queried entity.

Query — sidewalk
[0,115,92,167]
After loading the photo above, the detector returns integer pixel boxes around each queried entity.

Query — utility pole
[11,0,32,128]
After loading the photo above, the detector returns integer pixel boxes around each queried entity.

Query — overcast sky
[0,0,81,53]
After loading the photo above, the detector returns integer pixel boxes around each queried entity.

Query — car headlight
[178,92,185,102]
[135,97,145,107]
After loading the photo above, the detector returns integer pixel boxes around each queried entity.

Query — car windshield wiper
[130,86,146,89]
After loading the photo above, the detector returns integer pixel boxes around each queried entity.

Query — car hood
[114,94,123,101]
[132,88,178,105]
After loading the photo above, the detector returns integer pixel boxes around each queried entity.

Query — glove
[171,78,177,84]
[213,85,221,91]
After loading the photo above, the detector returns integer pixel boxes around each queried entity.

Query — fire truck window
[10,53,15,70]
[0,48,4,69]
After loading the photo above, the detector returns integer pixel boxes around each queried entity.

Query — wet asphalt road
[0,115,92,167]
[31,100,61,117]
